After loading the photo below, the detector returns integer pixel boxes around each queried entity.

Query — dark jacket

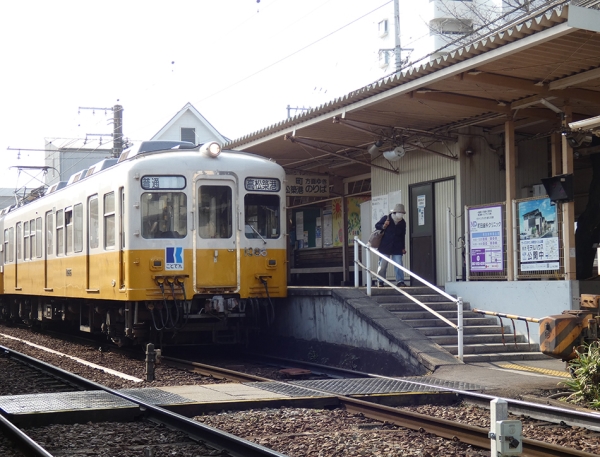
[375,214,406,255]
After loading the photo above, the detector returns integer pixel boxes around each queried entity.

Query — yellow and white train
[0,141,287,346]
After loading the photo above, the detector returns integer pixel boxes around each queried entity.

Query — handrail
[354,237,464,362]
[472,308,540,351]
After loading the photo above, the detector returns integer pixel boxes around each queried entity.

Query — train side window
[65,208,73,254]
[74,203,83,252]
[3,229,7,263]
[141,192,187,239]
[56,210,64,256]
[89,196,99,249]
[198,186,232,239]
[104,192,115,249]
[45,211,53,256]
[36,217,42,258]
[16,222,22,261]
[8,227,14,262]
[30,219,36,259]
[24,221,30,260]
[244,194,280,239]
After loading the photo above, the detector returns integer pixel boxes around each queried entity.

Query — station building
[226,3,600,341]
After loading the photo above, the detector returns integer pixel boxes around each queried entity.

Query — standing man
[375,203,407,286]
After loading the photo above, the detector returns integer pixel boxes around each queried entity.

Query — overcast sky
[0,0,435,189]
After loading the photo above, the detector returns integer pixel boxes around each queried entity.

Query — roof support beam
[284,135,399,175]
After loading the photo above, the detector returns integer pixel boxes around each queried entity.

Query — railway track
[1,328,600,456]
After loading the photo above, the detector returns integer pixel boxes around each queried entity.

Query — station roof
[227,2,600,180]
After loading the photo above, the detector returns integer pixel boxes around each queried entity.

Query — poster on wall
[417,194,426,226]
[315,217,322,248]
[518,198,559,271]
[469,205,503,272]
[323,210,333,247]
[371,195,389,228]
[347,196,369,245]
[295,212,304,249]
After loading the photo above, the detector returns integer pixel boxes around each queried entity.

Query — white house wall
[155,110,220,144]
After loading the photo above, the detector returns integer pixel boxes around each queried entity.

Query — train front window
[198,185,232,239]
[244,194,280,239]
[141,192,187,239]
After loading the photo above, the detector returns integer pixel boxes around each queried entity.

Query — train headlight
[200,141,222,158]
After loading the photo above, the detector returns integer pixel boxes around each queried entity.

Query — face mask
[392,213,403,223]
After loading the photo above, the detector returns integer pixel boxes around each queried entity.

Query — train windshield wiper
[249,224,267,244]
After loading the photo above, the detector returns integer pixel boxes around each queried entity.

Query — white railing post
[457,296,464,362]
[366,244,372,296]
[354,237,359,288]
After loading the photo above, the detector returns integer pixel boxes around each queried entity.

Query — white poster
[371,195,388,228]
[323,210,333,247]
[469,205,504,272]
[295,212,304,249]
[315,216,322,248]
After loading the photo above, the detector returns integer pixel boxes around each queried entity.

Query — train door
[119,187,125,289]
[44,210,53,290]
[86,195,100,291]
[194,178,238,290]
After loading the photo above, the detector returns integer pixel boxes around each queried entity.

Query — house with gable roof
[151,102,228,145]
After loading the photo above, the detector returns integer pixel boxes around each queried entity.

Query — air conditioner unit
[378,19,388,38]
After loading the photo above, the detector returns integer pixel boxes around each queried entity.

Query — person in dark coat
[375,203,407,286]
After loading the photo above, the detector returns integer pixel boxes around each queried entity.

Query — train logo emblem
[165,247,184,270]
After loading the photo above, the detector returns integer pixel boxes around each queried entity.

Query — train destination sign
[245,177,281,192]
[141,175,186,190]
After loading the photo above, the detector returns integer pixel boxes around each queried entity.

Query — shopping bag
[368,229,384,249]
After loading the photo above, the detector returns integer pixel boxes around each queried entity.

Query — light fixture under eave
[383,146,405,161]
[368,140,384,156]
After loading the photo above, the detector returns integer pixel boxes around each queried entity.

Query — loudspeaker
[541,174,574,203]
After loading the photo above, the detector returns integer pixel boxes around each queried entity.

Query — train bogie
[0,141,288,346]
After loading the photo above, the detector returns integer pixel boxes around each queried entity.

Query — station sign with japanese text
[286,175,329,197]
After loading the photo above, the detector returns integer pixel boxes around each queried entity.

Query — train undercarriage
[0,294,275,347]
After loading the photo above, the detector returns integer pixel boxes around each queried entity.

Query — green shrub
[561,341,600,410]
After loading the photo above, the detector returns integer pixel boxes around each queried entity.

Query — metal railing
[472,308,540,351]
[353,237,464,362]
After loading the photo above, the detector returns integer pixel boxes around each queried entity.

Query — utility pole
[394,0,402,72]
[78,104,124,158]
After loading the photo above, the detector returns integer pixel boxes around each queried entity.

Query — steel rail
[339,396,599,457]
[161,355,273,382]
[0,346,286,457]
[0,413,54,457]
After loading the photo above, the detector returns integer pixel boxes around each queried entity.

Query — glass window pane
[141,192,187,239]
[16,223,22,260]
[24,221,29,260]
[36,218,42,258]
[66,210,73,254]
[46,212,53,256]
[56,210,64,256]
[104,193,115,249]
[74,204,83,252]
[244,194,280,239]
[89,197,99,249]
[198,186,232,239]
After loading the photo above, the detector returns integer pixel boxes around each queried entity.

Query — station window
[56,210,64,256]
[198,186,232,239]
[45,211,53,256]
[74,204,83,252]
[89,196,99,249]
[104,192,115,249]
[244,194,280,239]
[141,192,187,239]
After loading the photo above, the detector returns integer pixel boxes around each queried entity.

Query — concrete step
[385,309,486,320]
[460,352,550,363]
[375,294,456,304]
[442,342,540,355]
[398,316,499,327]
[370,287,445,296]
[417,325,509,336]
[380,302,459,312]
[429,333,530,345]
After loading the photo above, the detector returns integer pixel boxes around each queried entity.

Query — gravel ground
[1,324,599,456]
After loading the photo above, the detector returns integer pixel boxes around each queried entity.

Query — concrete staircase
[371,285,547,363]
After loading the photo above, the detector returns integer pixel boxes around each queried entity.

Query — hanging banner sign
[469,205,503,272]
[286,175,329,197]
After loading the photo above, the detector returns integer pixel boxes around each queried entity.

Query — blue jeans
[378,254,404,283]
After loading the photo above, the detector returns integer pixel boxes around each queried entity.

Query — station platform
[0,357,571,426]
